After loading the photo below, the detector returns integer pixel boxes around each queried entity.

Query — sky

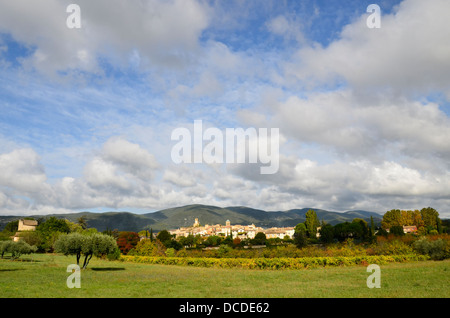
[0,0,449,217]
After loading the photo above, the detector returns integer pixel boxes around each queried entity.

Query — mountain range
[0,204,383,233]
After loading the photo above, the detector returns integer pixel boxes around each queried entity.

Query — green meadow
[0,253,448,298]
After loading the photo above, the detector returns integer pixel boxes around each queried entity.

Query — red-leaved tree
[116,231,140,255]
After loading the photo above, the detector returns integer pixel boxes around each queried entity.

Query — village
[169,218,295,241]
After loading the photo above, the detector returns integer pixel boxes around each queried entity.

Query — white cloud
[0,148,47,193]
[0,0,211,76]
[284,0,450,97]
[266,14,305,43]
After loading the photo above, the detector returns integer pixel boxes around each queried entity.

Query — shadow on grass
[90,267,126,271]
[0,268,25,272]
[1,256,42,262]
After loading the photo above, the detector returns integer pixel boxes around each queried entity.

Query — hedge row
[120,254,429,270]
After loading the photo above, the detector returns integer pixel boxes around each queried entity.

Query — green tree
[77,216,88,230]
[390,225,405,236]
[2,220,19,235]
[352,218,369,241]
[305,209,320,238]
[293,223,308,248]
[156,230,173,243]
[252,232,267,245]
[0,240,37,260]
[18,231,41,248]
[381,209,402,229]
[55,233,118,269]
[54,232,85,265]
[333,222,359,242]
[204,235,222,247]
[319,223,334,244]
[0,241,14,258]
[420,207,439,230]
[36,217,71,252]
[436,216,443,234]
[370,216,375,236]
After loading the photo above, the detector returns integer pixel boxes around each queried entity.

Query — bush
[121,254,429,270]
[130,239,166,257]
[413,237,449,260]
[372,239,414,256]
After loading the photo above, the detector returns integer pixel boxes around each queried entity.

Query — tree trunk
[83,253,93,269]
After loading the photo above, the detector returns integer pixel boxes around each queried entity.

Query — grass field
[0,253,449,298]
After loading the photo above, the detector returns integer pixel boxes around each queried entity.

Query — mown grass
[0,253,448,298]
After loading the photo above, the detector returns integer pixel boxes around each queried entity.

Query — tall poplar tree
[305,209,320,239]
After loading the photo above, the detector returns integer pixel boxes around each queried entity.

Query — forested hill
[0,204,382,233]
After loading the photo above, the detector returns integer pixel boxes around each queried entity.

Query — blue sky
[0,0,449,217]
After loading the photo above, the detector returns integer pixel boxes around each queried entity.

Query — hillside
[0,204,382,233]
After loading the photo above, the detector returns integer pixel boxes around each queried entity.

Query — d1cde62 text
[224,302,269,313]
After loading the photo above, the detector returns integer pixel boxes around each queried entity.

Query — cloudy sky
[0,0,449,217]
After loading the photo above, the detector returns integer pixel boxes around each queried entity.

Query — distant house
[402,226,417,234]
[264,227,295,240]
[385,225,418,234]
[13,219,38,242]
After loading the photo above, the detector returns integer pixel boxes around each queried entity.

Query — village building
[263,227,295,240]
[385,225,418,234]
[402,225,418,234]
[13,219,38,242]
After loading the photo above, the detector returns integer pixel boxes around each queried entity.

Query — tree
[81,234,118,269]
[54,233,118,269]
[77,216,88,230]
[411,210,424,228]
[420,207,439,230]
[370,216,375,236]
[0,240,37,260]
[368,216,376,243]
[252,232,267,245]
[319,223,334,244]
[436,215,443,234]
[305,209,320,239]
[0,241,14,258]
[381,209,402,229]
[352,218,369,241]
[204,235,222,247]
[36,216,71,252]
[116,232,140,255]
[131,239,166,256]
[156,230,173,243]
[293,223,308,248]
[389,225,405,236]
[333,222,355,242]
[2,220,19,234]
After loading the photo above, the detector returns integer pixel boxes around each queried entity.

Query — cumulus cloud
[0,148,47,193]
[264,90,450,164]
[0,0,211,76]
[284,0,450,97]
